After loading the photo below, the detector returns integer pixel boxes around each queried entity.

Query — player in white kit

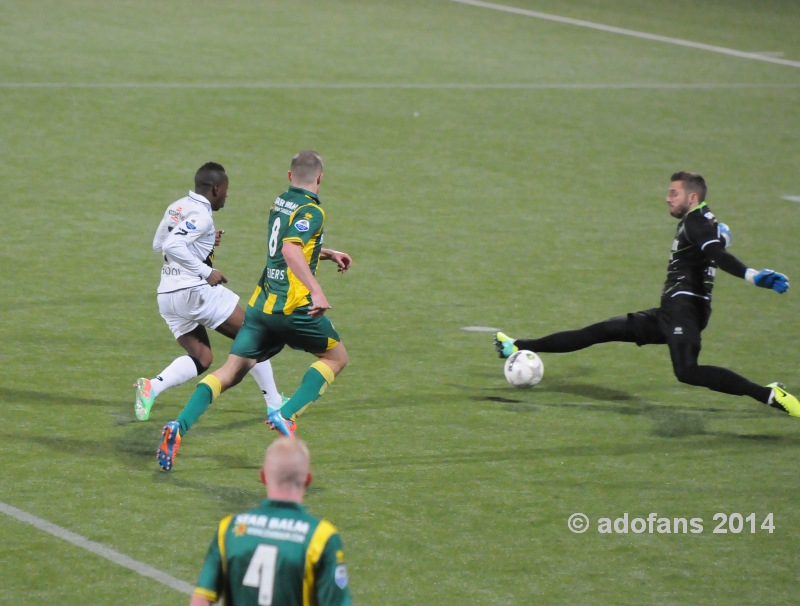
[134,162,283,421]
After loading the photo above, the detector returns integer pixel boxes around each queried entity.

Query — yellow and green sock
[281,361,335,420]
[176,375,222,434]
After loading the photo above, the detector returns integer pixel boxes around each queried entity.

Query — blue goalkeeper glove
[746,269,789,294]
[717,222,731,248]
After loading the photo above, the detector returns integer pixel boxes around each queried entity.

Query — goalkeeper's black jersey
[662,202,722,301]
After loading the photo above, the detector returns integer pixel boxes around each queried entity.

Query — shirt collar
[261,498,305,512]
[288,186,321,204]
[688,201,707,214]
[188,190,212,211]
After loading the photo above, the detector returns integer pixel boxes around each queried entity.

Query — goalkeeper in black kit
[496,172,800,416]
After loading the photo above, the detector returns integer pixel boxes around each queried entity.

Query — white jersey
[153,191,216,294]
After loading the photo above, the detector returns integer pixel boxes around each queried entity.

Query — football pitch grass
[2,0,800,604]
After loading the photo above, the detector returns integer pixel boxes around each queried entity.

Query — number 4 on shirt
[242,544,279,605]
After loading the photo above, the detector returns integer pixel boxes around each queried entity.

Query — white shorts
[157,285,240,339]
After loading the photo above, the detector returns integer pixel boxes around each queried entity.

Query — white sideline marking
[1,82,799,90]
[0,500,193,596]
[782,195,800,203]
[462,326,501,332]
[450,0,800,69]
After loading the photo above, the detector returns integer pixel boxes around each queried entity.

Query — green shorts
[229,305,341,362]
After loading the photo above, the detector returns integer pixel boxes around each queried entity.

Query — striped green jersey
[248,186,326,315]
[193,499,351,606]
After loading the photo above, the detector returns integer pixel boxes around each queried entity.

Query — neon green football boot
[767,383,800,417]
[134,378,156,421]
[494,332,519,359]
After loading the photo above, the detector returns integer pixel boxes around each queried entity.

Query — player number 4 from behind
[713,513,774,534]
[243,544,279,605]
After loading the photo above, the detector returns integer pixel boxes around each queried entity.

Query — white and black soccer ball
[504,350,544,388]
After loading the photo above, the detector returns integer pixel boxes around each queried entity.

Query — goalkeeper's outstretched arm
[704,242,789,293]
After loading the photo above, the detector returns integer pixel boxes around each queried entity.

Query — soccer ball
[504,350,544,388]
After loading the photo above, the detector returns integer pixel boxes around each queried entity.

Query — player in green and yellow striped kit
[190,438,351,606]
[158,151,351,470]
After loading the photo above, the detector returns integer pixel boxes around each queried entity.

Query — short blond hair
[290,150,323,184]
[264,438,310,489]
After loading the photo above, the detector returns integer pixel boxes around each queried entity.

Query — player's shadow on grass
[192,417,267,434]
[468,380,645,416]
[472,365,597,381]
[115,423,163,460]
[6,423,165,468]
[467,375,782,440]
[0,386,123,408]
[649,411,707,437]
[469,375,771,421]
[153,475,266,511]
[329,431,800,471]
[112,420,271,467]
[538,381,639,402]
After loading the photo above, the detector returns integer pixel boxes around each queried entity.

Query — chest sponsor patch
[334,565,348,589]
[185,221,197,230]
[295,219,310,232]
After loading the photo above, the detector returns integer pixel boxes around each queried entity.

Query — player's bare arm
[283,241,330,317]
[207,231,227,283]
[205,268,228,286]
[320,248,352,273]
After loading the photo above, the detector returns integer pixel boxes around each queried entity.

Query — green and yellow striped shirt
[194,499,351,606]
[249,186,326,315]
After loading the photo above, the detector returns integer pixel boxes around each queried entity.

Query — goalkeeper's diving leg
[494,315,636,359]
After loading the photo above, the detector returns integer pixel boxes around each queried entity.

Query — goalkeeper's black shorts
[627,295,711,350]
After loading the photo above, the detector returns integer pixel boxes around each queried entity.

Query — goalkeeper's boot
[266,407,297,438]
[767,383,800,417]
[157,421,182,471]
[133,378,155,421]
[494,332,518,359]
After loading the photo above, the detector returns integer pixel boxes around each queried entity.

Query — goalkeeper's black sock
[669,341,772,403]
[515,316,636,353]
[672,364,772,403]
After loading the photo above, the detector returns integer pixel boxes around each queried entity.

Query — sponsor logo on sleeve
[334,565,348,589]
[295,219,310,232]
[185,221,196,230]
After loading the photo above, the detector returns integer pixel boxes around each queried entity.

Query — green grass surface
[1,1,799,604]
